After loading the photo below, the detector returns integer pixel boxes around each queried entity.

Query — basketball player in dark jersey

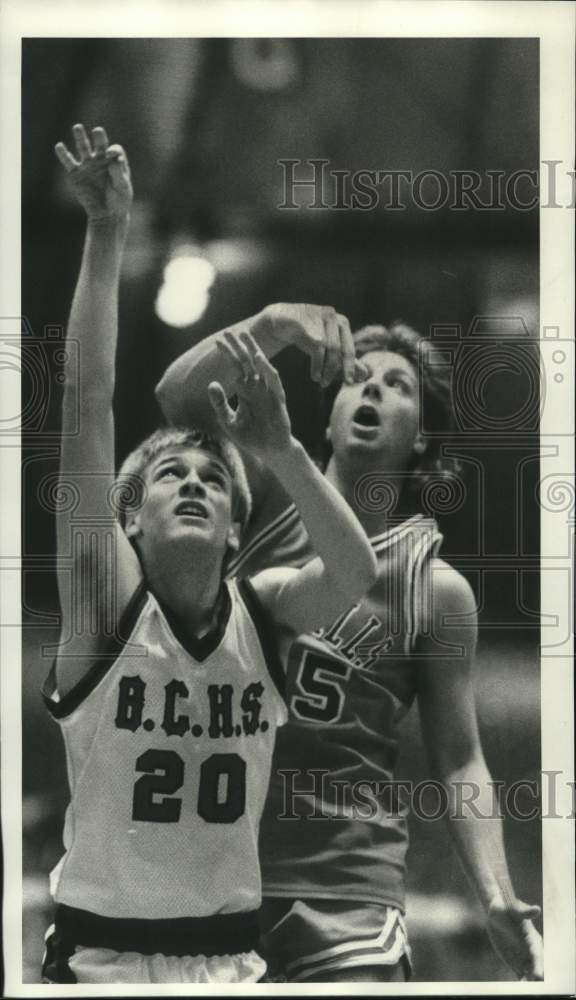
[158,303,543,983]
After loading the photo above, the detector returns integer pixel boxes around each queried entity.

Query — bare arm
[54,125,140,696]
[417,560,543,980]
[156,302,363,431]
[156,304,366,561]
[209,333,377,633]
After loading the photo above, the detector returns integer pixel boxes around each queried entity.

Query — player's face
[328,350,426,469]
[129,446,236,562]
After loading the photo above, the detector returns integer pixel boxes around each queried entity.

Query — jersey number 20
[132,749,246,824]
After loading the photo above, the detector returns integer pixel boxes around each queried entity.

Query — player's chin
[171,515,214,538]
[345,429,384,452]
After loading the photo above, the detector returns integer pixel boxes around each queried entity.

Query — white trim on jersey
[227,503,300,577]
[369,513,425,552]
[286,909,408,981]
[364,513,442,656]
[404,524,443,655]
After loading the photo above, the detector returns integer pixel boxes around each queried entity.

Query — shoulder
[429,558,477,615]
[419,558,478,647]
[245,566,300,621]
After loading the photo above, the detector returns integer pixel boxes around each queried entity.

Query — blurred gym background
[21,38,540,982]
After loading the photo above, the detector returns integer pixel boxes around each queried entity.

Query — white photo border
[1,1,574,996]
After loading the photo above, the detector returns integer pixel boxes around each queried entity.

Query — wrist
[250,307,293,351]
[86,212,130,232]
[265,437,307,476]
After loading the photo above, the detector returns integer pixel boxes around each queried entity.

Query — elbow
[156,364,205,428]
[155,370,179,423]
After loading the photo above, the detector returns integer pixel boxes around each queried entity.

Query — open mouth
[352,404,380,427]
[175,500,208,520]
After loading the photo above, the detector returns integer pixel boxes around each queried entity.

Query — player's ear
[413,433,427,456]
[325,426,332,443]
[226,522,241,554]
[125,513,142,540]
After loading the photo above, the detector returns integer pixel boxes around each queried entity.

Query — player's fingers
[239,335,271,390]
[238,331,265,378]
[107,156,129,189]
[254,351,285,400]
[224,331,255,380]
[353,358,369,382]
[105,144,131,186]
[321,310,341,387]
[521,948,544,980]
[337,314,356,385]
[309,317,325,383]
[72,123,92,161]
[216,337,242,375]
[514,902,541,922]
[54,142,79,173]
[216,336,254,391]
[238,330,259,357]
[525,923,544,966]
[208,382,234,427]
[91,126,109,155]
[105,143,127,165]
[519,919,544,981]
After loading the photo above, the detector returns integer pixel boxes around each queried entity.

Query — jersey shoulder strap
[399,516,443,655]
[234,577,287,704]
[42,580,149,720]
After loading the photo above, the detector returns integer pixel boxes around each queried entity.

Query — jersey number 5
[291,650,350,723]
[132,749,246,824]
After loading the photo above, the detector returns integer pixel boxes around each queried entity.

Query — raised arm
[156,302,363,431]
[208,332,377,633]
[54,125,140,695]
[417,562,543,981]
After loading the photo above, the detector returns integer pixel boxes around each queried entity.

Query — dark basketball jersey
[229,500,442,910]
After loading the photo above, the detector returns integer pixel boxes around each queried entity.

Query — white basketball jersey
[43,578,287,921]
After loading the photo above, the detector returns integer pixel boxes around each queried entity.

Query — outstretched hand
[487,897,543,981]
[256,303,368,388]
[208,332,293,464]
[55,124,133,221]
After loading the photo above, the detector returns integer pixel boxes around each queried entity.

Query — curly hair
[324,321,460,495]
[115,426,252,529]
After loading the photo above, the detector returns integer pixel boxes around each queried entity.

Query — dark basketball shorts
[41,928,266,984]
[41,907,266,984]
[259,897,412,982]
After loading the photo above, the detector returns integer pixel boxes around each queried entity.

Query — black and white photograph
[1,1,574,994]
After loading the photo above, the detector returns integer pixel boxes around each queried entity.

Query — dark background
[22,37,540,982]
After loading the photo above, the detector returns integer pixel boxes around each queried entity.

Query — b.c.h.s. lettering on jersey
[115,675,269,739]
[43,578,288,920]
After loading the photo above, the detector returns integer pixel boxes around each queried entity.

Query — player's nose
[361,379,382,403]
[179,473,206,498]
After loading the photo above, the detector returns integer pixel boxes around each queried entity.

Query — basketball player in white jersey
[157,305,544,982]
[43,127,377,984]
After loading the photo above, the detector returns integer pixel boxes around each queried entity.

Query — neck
[142,545,225,638]
[325,454,416,536]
